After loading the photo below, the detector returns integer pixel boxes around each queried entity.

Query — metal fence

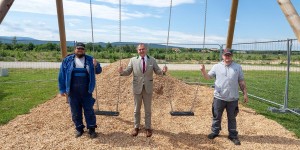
[231,39,300,115]
[0,38,299,116]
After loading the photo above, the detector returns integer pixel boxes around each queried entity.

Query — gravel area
[0,59,299,150]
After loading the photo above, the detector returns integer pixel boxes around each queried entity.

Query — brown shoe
[131,128,139,136]
[146,129,153,137]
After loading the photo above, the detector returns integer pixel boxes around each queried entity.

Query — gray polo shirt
[208,61,244,101]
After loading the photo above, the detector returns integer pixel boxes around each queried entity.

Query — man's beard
[75,53,85,58]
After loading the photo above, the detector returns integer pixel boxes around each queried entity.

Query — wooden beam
[278,0,300,42]
[56,0,67,59]
[226,0,239,49]
[0,0,14,24]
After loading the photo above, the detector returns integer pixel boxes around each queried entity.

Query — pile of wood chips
[0,59,299,150]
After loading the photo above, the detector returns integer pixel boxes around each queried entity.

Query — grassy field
[0,69,299,138]
[169,70,300,138]
[1,49,300,66]
[0,69,58,124]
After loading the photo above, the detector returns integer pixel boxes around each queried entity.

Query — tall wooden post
[56,0,67,59]
[278,0,300,42]
[226,0,239,49]
[0,0,14,24]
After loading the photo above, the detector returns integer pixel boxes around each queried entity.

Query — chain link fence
[231,39,300,115]
[0,38,299,116]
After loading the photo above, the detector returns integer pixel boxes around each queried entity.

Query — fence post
[219,45,224,61]
[283,39,291,111]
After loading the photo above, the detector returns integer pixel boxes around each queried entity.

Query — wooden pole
[0,0,14,24]
[226,0,239,49]
[278,0,300,42]
[56,0,67,59]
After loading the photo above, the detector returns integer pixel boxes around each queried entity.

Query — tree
[12,36,17,45]
[12,36,17,49]
[28,43,35,51]
[106,42,112,49]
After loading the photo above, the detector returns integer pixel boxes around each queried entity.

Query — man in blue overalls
[58,42,102,138]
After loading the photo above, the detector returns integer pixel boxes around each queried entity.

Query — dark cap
[222,48,233,55]
[76,42,85,49]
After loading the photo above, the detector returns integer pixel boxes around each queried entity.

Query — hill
[0,36,178,49]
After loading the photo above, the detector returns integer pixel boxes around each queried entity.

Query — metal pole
[56,0,67,59]
[277,0,300,42]
[90,0,95,52]
[202,0,208,49]
[226,0,239,49]
[116,0,122,112]
[283,39,291,110]
[0,0,14,24]
[219,45,224,61]
[248,93,283,107]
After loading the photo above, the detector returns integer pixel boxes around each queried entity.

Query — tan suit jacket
[120,55,164,94]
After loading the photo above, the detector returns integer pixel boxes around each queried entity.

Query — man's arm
[239,80,248,103]
[95,63,102,74]
[93,58,102,74]
[200,64,211,80]
[153,59,165,75]
[58,62,66,95]
[119,59,133,76]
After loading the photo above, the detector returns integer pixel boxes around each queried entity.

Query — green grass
[0,69,299,138]
[168,71,214,84]
[0,69,58,124]
[169,70,300,138]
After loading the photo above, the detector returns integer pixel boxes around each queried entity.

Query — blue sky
[1,0,300,44]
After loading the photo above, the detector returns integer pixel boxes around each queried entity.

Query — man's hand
[93,58,98,67]
[162,66,168,73]
[239,80,248,104]
[200,64,205,72]
[200,64,211,80]
[243,94,248,104]
[118,66,123,73]
[60,93,68,103]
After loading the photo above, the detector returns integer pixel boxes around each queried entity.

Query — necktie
[142,57,145,73]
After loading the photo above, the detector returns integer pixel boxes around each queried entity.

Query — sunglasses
[76,48,85,50]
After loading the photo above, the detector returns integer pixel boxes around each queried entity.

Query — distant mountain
[109,42,176,49]
[0,36,177,49]
[0,36,75,46]
[0,36,37,41]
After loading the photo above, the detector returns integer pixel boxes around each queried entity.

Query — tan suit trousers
[134,85,152,129]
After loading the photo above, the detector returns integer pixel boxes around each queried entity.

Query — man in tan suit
[118,43,167,137]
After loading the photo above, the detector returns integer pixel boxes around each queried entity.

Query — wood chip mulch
[0,59,299,150]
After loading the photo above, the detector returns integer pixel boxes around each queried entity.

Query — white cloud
[1,18,226,44]
[95,0,195,8]
[84,25,227,44]
[66,19,81,27]
[1,20,59,40]
[9,0,154,21]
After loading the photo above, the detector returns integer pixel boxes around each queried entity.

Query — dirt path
[1,61,299,72]
[0,60,299,150]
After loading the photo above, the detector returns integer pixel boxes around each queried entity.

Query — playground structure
[0,1,300,148]
[1,0,300,115]
[1,0,300,52]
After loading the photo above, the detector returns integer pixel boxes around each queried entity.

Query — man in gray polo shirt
[200,49,248,145]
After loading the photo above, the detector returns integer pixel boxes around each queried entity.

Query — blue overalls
[68,59,97,132]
